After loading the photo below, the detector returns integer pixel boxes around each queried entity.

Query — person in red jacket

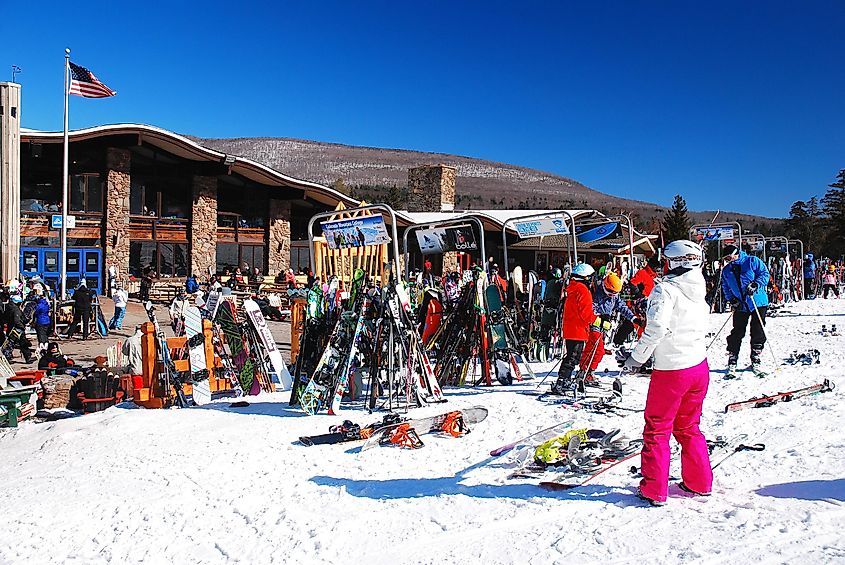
[552,263,598,394]
[630,255,660,298]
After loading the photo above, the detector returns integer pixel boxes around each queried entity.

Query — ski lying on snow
[489,419,575,457]
[724,379,834,413]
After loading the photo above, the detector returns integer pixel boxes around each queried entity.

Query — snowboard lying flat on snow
[184,305,211,405]
[243,299,293,391]
[360,406,489,452]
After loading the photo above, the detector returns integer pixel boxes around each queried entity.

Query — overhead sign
[692,225,734,242]
[576,222,621,243]
[416,224,478,255]
[767,240,787,253]
[50,215,76,229]
[513,217,570,238]
[746,239,765,252]
[321,214,392,250]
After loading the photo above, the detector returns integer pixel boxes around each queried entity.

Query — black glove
[633,317,644,326]
[729,298,741,308]
[745,282,758,296]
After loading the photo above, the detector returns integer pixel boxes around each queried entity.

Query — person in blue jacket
[32,288,52,352]
[720,244,771,372]
[803,253,816,298]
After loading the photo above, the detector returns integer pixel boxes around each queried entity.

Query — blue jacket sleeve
[721,269,737,302]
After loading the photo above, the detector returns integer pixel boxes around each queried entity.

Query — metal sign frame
[501,211,578,275]
[401,215,487,280]
[743,232,767,262]
[571,213,636,278]
[307,204,401,281]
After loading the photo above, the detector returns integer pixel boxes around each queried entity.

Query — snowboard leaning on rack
[243,299,293,391]
[184,305,211,405]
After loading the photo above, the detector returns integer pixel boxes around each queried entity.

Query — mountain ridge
[191,135,781,229]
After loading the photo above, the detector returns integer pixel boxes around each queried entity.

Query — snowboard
[243,299,293,391]
[512,265,524,296]
[94,296,108,337]
[204,290,221,319]
[724,379,834,412]
[490,419,576,457]
[215,299,256,394]
[184,305,211,405]
[360,406,489,452]
[329,296,370,415]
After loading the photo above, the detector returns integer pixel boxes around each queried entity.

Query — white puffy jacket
[630,268,709,371]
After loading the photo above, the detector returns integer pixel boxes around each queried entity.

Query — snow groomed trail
[1,298,843,564]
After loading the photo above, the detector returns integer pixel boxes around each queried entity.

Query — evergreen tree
[331,177,349,195]
[661,194,692,242]
[385,184,404,210]
[822,169,845,257]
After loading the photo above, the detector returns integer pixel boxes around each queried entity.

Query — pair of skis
[724,379,834,412]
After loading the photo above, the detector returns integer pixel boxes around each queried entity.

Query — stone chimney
[407,164,456,212]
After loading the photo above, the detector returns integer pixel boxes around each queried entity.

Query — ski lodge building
[0,82,655,293]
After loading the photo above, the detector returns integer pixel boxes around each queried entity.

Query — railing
[129,216,190,241]
[20,212,102,238]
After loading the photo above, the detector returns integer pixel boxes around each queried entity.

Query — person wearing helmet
[821,264,840,299]
[37,342,76,371]
[0,289,35,364]
[578,272,641,385]
[622,240,711,506]
[614,255,660,347]
[720,244,771,374]
[551,263,598,394]
[803,253,816,298]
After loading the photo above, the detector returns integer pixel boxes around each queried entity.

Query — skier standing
[720,245,771,374]
[551,263,597,394]
[614,256,659,347]
[578,272,640,384]
[0,289,35,363]
[821,265,840,299]
[622,240,711,506]
[803,253,816,299]
[66,281,92,340]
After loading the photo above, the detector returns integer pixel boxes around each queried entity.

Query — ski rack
[744,233,767,261]
[689,221,743,260]
[500,210,579,275]
[307,204,402,284]
[788,239,804,300]
[401,215,487,280]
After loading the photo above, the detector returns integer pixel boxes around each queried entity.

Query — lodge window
[129,176,190,219]
[69,174,103,213]
[129,241,189,277]
[216,243,264,274]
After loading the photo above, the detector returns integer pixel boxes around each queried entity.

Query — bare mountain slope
[193,135,780,227]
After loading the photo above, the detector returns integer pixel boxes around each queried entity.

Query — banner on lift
[513,217,570,238]
[692,225,735,242]
[321,214,392,250]
[416,224,478,255]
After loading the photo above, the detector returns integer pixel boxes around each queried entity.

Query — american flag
[69,62,116,98]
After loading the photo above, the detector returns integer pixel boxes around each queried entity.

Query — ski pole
[706,313,733,351]
[748,294,780,368]
[536,354,565,388]
[711,442,766,471]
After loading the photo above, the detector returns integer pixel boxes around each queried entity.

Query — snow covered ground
[2,298,844,564]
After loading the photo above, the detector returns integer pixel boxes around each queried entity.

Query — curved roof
[20,123,360,208]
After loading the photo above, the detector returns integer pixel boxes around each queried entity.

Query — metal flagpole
[60,48,70,299]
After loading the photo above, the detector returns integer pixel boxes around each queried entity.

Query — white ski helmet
[663,240,703,271]
[571,263,595,279]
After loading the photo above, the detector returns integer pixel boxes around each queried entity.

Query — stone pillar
[0,82,21,282]
[408,165,458,272]
[191,175,218,277]
[407,164,456,212]
[104,148,131,282]
[267,199,291,277]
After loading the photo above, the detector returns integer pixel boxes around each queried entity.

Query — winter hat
[721,245,739,258]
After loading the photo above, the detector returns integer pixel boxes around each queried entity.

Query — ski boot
[821,324,828,337]
[583,370,601,388]
[832,325,839,336]
[724,352,739,380]
[550,370,576,396]
[750,345,767,378]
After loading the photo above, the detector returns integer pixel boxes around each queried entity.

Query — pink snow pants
[639,358,712,502]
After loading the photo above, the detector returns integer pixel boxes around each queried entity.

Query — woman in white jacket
[624,240,712,506]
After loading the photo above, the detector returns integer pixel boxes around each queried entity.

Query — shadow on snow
[756,478,845,503]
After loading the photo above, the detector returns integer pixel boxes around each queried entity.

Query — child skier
[622,240,711,506]
[821,265,839,299]
[551,263,597,394]
[578,272,640,385]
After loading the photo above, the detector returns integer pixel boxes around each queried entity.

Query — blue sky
[4,1,844,217]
